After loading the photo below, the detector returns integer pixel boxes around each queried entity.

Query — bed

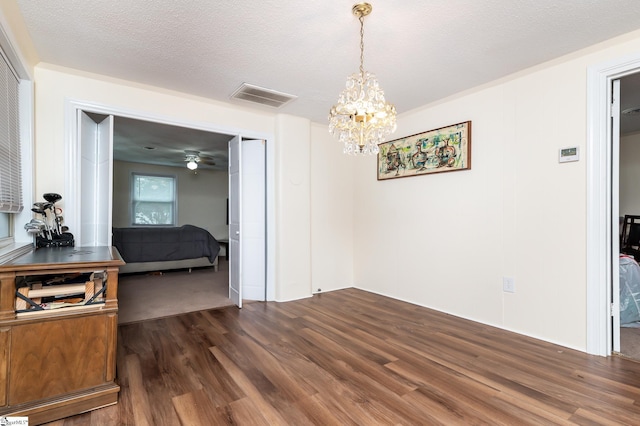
[112,225,220,274]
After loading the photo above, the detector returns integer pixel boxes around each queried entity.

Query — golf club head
[61,226,69,232]
[31,207,45,215]
[43,193,62,203]
[32,202,50,209]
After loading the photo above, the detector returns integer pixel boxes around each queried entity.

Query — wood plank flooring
[44,288,640,425]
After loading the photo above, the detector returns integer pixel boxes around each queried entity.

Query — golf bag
[35,232,75,248]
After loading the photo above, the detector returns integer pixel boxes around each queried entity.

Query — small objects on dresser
[25,192,75,248]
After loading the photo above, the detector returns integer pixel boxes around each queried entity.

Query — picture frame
[377,121,471,180]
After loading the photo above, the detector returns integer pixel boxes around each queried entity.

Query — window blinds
[0,49,22,213]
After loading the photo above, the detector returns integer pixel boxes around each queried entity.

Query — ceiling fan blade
[199,158,217,165]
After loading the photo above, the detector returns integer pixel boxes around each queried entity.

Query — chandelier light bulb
[187,159,198,170]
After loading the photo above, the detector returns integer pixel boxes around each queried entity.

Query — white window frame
[130,172,177,227]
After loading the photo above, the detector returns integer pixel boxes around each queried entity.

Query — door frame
[64,99,275,301]
[587,53,640,356]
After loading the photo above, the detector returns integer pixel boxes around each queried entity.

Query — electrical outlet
[503,277,515,293]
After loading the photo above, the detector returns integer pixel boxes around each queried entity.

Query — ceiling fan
[184,150,217,170]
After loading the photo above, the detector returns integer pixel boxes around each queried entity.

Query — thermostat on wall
[559,147,579,163]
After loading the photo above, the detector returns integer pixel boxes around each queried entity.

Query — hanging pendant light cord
[359,14,365,76]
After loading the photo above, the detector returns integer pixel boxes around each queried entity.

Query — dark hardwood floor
[44,288,640,425]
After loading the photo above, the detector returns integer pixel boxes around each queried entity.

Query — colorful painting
[377,121,471,180]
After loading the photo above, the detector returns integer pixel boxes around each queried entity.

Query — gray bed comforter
[112,225,220,263]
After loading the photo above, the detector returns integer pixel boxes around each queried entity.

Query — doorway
[616,72,640,360]
[586,51,640,357]
[64,100,274,304]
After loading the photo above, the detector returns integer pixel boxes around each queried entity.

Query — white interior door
[228,137,267,306]
[79,111,113,246]
[229,135,242,307]
[612,78,621,352]
[241,139,266,301]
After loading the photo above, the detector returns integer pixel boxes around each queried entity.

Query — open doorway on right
[618,72,640,360]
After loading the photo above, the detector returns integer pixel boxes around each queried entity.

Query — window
[0,42,22,248]
[0,212,10,240]
[131,173,176,226]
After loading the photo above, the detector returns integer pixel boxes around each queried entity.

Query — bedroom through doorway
[66,104,273,318]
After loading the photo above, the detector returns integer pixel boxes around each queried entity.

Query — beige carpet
[117,259,233,324]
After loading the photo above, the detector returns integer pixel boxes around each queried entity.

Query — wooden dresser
[0,246,124,425]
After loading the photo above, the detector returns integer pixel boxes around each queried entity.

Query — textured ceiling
[14,0,640,167]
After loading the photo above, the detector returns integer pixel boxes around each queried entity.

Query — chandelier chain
[359,14,365,76]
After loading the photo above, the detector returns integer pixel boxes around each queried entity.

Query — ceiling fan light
[185,150,200,170]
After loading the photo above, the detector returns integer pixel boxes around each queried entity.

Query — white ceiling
[15,0,640,167]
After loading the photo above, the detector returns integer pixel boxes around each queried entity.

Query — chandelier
[328,3,397,155]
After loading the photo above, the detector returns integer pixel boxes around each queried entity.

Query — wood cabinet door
[9,315,108,405]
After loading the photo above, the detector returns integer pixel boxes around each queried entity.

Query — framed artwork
[377,121,471,180]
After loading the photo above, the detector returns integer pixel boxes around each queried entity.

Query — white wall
[112,160,229,238]
[354,30,640,351]
[310,123,355,293]
[620,132,640,217]
[274,114,312,300]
